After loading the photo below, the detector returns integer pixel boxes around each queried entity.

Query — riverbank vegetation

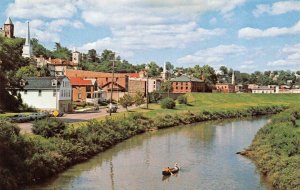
[246,107,300,190]
[0,104,287,189]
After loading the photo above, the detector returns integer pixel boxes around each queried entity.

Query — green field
[96,93,300,120]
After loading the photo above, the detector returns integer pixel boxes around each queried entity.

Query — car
[106,104,118,113]
[10,114,30,123]
[28,112,49,120]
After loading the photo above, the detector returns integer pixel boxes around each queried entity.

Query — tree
[160,98,176,109]
[160,81,173,96]
[219,66,228,75]
[87,49,97,62]
[0,37,29,111]
[149,90,161,103]
[16,65,38,78]
[52,42,71,60]
[147,61,161,77]
[31,38,51,58]
[119,94,134,111]
[134,91,145,107]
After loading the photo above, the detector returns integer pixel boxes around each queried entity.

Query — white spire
[231,71,235,85]
[5,17,13,25]
[22,21,32,58]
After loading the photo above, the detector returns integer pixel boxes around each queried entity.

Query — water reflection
[28,117,273,190]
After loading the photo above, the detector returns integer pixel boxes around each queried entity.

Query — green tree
[160,97,176,109]
[160,81,173,97]
[52,42,71,60]
[134,91,145,107]
[147,61,161,77]
[32,38,51,58]
[87,49,97,62]
[149,90,161,103]
[16,65,38,78]
[119,94,134,111]
[0,37,29,111]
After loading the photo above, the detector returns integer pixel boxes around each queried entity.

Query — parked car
[28,112,49,120]
[106,104,118,113]
[10,114,30,123]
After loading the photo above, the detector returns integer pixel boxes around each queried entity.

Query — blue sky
[0,0,299,72]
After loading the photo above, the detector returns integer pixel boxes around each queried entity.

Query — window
[53,90,56,96]
[78,93,81,99]
[38,90,42,96]
[52,79,57,86]
[24,90,27,94]
[116,77,118,81]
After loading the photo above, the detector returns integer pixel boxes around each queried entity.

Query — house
[128,72,161,95]
[19,77,72,112]
[215,83,235,93]
[48,58,78,76]
[251,86,275,93]
[69,77,104,105]
[170,75,205,93]
[65,69,131,101]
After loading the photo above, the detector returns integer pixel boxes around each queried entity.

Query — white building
[19,77,72,112]
[148,78,161,93]
[251,86,276,94]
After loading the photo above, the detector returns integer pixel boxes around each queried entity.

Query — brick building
[65,70,130,101]
[170,75,205,93]
[215,83,235,93]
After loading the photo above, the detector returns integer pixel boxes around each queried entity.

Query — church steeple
[4,17,14,38]
[231,71,235,85]
[22,21,32,58]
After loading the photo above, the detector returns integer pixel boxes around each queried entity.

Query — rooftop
[170,75,204,82]
[69,78,92,86]
[22,77,66,89]
[5,17,13,25]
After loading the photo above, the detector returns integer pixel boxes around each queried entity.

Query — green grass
[126,93,300,118]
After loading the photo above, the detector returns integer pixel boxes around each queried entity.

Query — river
[29,117,273,190]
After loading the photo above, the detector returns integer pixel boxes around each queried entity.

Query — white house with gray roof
[19,77,72,112]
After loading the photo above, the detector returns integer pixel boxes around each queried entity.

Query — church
[0,17,14,38]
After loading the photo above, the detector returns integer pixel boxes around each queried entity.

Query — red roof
[50,58,77,66]
[129,73,140,78]
[70,78,92,86]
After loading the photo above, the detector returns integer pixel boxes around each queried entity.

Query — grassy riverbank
[245,107,300,190]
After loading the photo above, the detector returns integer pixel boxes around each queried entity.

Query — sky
[0,0,300,72]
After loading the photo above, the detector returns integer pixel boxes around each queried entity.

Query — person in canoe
[162,163,180,176]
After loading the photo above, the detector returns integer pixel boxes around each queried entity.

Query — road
[18,105,142,134]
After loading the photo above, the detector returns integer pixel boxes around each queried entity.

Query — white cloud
[238,20,300,39]
[14,19,83,43]
[268,43,300,66]
[79,22,225,59]
[176,44,246,65]
[253,1,300,17]
[6,0,77,19]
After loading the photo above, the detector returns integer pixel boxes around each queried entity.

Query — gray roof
[22,77,65,90]
[5,17,13,25]
[170,75,204,82]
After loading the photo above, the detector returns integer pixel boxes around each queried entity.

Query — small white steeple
[231,71,235,85]
[5,17,13,25]
[22,21,32,58]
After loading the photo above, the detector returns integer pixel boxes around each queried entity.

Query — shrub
[32,118,66,138]
[119,94,134,111]
[149,90,161,103]
[160,98,176,109]
[177,95,188,104]
[134,91,145,107]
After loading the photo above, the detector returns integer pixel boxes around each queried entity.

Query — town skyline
[0,0,300,72]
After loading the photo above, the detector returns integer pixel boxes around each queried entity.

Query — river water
[29,117,273,190]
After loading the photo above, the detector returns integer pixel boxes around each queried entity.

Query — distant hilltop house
[170,75,206,93]
[19,77,73,112]
[0,17,14,38]
[215,83,235,93]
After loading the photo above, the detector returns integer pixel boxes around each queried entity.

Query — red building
[170,75,205,93]
[215,83,235,93]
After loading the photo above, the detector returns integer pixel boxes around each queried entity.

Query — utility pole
[145,65,150,109]
[109,53,115,116]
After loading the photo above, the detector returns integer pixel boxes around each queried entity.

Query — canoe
[162,167,179,176]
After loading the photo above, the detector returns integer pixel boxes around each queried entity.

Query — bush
[32,118,66,138]
[160,98,176,109]
[149,90,161,103]
[177,95,187,104]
